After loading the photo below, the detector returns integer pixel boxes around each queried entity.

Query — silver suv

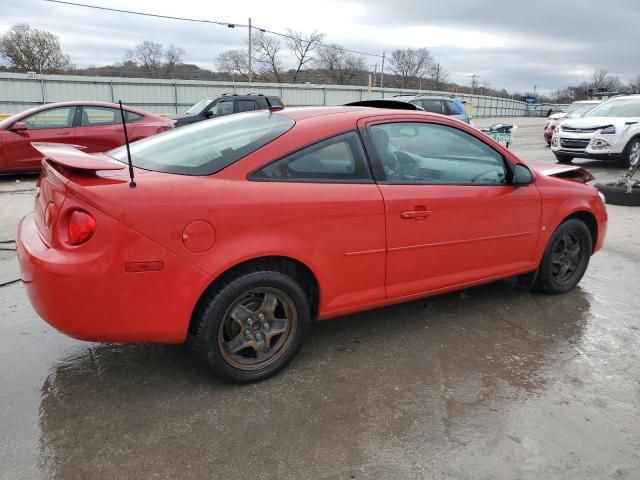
[391,95,472,124]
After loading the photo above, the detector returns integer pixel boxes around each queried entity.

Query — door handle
[401,209,432,220]
[56,132,71,136]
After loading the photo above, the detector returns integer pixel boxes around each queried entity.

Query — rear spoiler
[32,143,126,171]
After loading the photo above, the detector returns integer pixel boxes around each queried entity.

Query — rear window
[106,112,295,176]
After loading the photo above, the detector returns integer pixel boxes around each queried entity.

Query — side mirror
[204,110,214,118]
[512,164,533,186]
[9,121,28,132]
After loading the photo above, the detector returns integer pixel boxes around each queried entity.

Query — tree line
[0,23,457,91]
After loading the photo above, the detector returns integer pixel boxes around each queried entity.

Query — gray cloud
[1,0,638,93]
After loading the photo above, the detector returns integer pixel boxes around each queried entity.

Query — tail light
[67,210,96,245]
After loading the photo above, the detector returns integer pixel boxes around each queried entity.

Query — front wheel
[620,137,640,168]
[536,219,592,294]
[189,270,311,383]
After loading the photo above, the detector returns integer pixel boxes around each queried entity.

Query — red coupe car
[17,106,607,383]
[0,101,174,173]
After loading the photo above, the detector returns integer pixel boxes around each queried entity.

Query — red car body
[17,107,607,345]
[0,101,173,173]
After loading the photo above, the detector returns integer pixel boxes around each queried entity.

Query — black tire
[619,137,640,168]
[554,154,573,164]
[189,269,311,383]
[595,182,640,206]
[536,219,592,294]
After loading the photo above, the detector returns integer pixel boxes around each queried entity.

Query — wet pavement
[1,118,639,479]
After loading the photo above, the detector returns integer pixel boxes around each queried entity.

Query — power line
[42,0,385,59]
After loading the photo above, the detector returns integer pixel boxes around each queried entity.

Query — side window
[23,107,75,129]
[237,100,258,112]
[369,122,507,185]
[420,99,445,114]
[214,101,234,116]
[252,131,371,182]
[80,107,119,126]
[126,111,144,123]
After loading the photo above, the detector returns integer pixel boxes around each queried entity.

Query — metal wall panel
[0,72,528,118]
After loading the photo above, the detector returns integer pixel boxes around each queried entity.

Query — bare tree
[252,31,283,82]
[0,23,72,73]
[217,49,251,81]
[389,48,434,88]
[590,68,621,92]
[125,41,185,78]
[286,29,325,83]
[315,44,366,85]
[429,62,449,89]
[629,74,640,94]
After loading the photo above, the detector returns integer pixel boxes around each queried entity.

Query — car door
[361,117,541,299]
[250,130,387,314]
[203,99,235,119]
[75,106,127,153]
[1,106,77,172]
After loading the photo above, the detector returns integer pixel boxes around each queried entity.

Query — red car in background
[0,101,174,173]
[17,106,607,383]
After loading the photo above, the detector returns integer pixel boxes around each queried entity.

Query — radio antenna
[118,100,136,188]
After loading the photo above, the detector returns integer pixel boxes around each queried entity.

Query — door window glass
[370,122,507,185]
[252,131,371,182]
[80,107,120,126]
[420,99,445,114]
[23,107,75,129]
[237,100,258,112]
[214,101,234,116]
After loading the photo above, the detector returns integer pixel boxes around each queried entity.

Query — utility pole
[380,51,385,89]
[533,84,538,98]
[469,73,479,93]
[248,17,252,84]
[372,63,378,88]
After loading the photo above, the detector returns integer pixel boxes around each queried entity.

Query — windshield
[184,98,213,115]
[566,103,598,118]
[584,98,640,118]
[107,112,295,176]
[0,106,41,129]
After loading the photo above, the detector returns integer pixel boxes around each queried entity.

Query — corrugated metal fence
[0,72,528,117]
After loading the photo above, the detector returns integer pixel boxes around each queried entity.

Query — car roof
[276,106,437,122]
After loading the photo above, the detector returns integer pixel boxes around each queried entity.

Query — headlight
[601,125,616,134]
[555,126,562,133]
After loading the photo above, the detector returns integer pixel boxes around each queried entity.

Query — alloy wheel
[218,287,297,371]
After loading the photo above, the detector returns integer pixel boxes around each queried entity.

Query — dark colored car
[0,101,174,174]
[174,94,285,127]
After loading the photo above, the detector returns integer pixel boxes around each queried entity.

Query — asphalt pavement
[0,117,639,480]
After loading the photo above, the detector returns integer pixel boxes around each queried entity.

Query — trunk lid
[32,142,127,247]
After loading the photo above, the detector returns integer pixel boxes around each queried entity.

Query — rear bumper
[17,212,212,343]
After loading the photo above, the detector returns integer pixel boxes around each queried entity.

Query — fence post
[109,80,115,102]
[173,82,178,114]
[40,76,46,104]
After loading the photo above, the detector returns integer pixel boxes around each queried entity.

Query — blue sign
[525,95,536,104]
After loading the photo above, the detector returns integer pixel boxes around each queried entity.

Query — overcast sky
[1,0,639,94]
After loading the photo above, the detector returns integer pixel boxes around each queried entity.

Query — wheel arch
[188,255,320,336]
[562,210,598,253]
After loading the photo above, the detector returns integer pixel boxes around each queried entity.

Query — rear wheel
[189,269,311,383]
[554,154,573,164]
[536,219,592,294]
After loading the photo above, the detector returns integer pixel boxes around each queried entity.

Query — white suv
[551,95,640,167]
